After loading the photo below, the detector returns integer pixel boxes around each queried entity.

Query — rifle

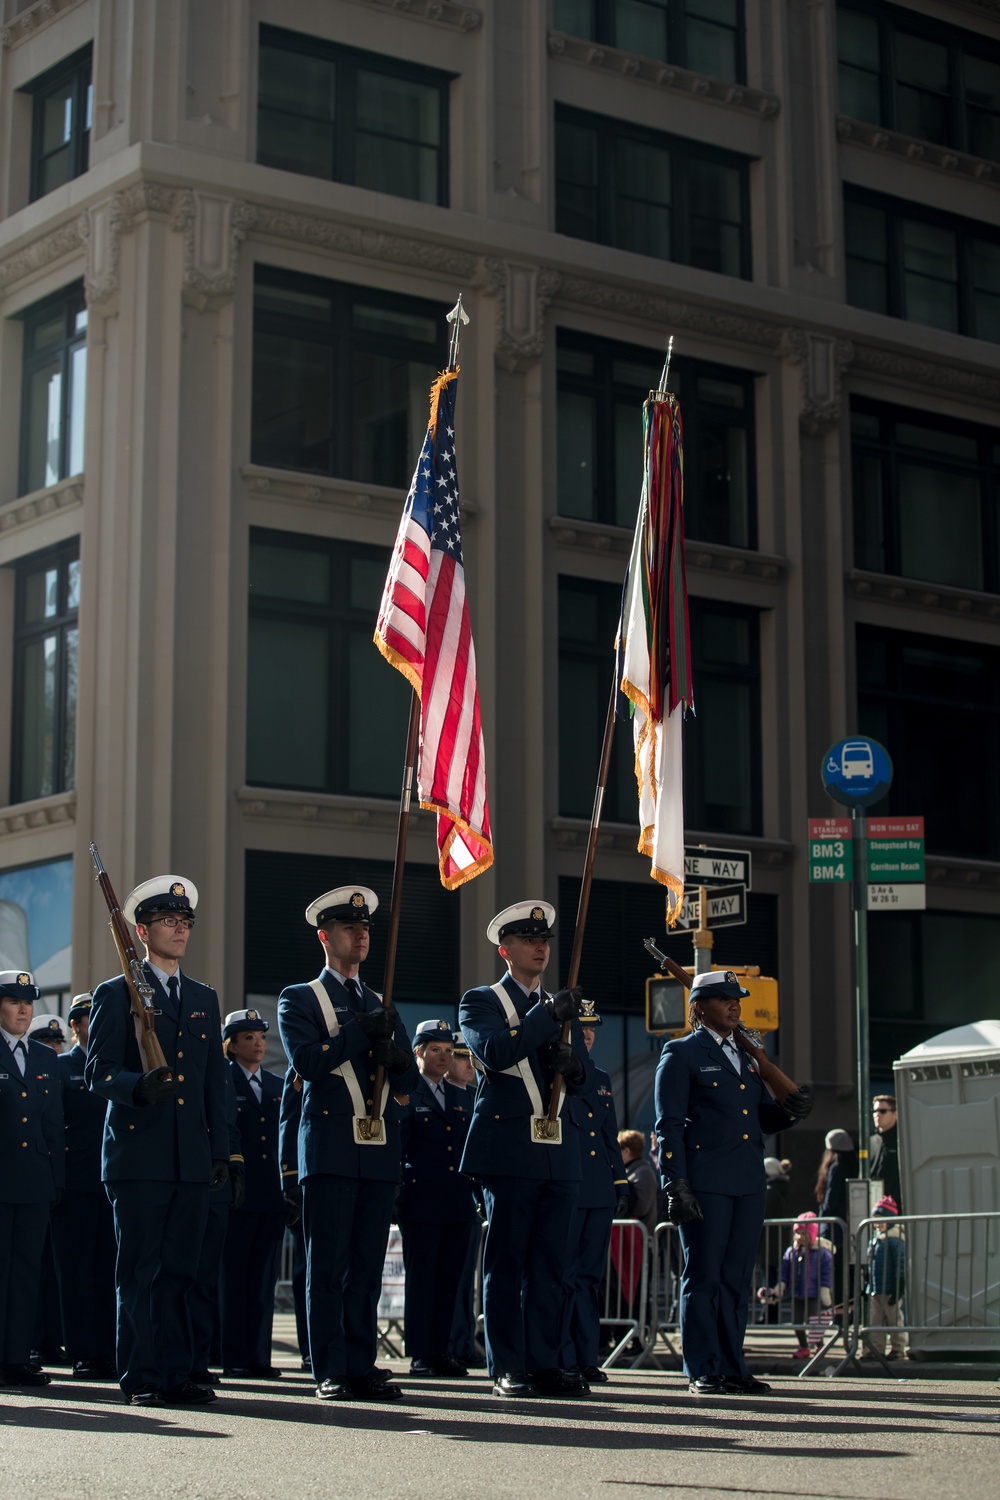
[90,843,172,1077]
[643,936,801,1105]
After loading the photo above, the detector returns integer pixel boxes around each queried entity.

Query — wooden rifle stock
[651,945,801,1105]
[89,843,172,1077]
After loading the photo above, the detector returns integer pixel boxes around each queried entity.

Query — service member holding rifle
[653,962,813,1395]
[86,855,229,1406]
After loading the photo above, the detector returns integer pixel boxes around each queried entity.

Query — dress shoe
[300,1356,313,1371]
[316,1380,352,1400]
[3,1364,51,1386]
[582,1364,609,1383]
[432,1356,467,1377]
[189,1369,219,1386]
[163,1381,217,1405]
[688,1376,730,1395]
[530,1367,590,1397]
[249,1366,282,1379]
[73,1360,109,1379]
[492,1372,539,1398]
[221,1367,253,1378]
[723,1375,773,1395]
[129,1386,165,1406]
[348,1373,403,1401]
[408,1359,436,1376]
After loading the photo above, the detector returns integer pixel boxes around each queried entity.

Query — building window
[558,582,761,837]
[837,1,1000,164]
[552,0,744,83]
[247,529,410,797]
[245,850,459,1007]
[685,599,761,836]
[18,285,88,498]
[556,330,756,546]
[555,105,750,278]
[10,542,80,805]
[24,44,92,203]
[851,400,1000,593]
[251,267,446,486]
[844,189,1000,342]
[257,25,450,205]
[857,625,1000,860]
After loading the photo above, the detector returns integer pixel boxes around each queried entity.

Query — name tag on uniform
[415,1106,432,1113]
[71,1074,85,1081]
[700,1065,722,1073]
[0,1073,8,1080]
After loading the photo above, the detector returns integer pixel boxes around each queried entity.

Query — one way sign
[674,883,747,930]
[684,846,752,890]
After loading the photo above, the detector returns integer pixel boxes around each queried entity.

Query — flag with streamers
[617,391,693,923]
[374,369,493,890]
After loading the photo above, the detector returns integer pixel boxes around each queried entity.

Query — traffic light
[644,965,779,1035]
[645,971,692,1036]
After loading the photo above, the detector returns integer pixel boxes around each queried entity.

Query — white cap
[123,876,198,925]
[0,970,39,999]
[305,886,378,928]
[28,1013,66,1041]
[486,901,555,946]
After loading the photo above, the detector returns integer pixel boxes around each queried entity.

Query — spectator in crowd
[870,1096,901,1211]
[816,1129,857,1259]
[864,1195,906,1361]
[618,1130,657,1235]
[757,1158,792,1323]
[759,1212,833,1357]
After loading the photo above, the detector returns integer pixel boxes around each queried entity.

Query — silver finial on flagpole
[447,294,470,369]
[655,335,674,398]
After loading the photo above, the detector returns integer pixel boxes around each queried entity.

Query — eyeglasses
[153,916,194,931]
[873,1107,893,1114]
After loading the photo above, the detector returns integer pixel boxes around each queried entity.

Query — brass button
[448,1166,455,1172]
[323,1110,329,1116]
[713,1082,718,1088]
[445,1126,451,1132]
[322,1044,329,1053]
[742,1109,748,1116]
[262,1153,267,1159]
[742,1134,749,1140]
[447,1145,453,1152]
[21,1141,27,1148]
[589,1131,596,1137]
[201,1033,206,1039]
[178,1051,184,1059]
[261,1135,266,1142]
[177,1074,185,1082]
[178,1098,185,1105]
[129,1124,135,1131]
[494,1114,500,1120]
[665,1151,673,1159]
[590,1150,596,1156]
[587,1112,593,1119]
[509,1030,517,1037]
[366,1098,373,1107]
[739,1084,745,1091]
[21,1091,27,1097]
[21,1117,27,1123]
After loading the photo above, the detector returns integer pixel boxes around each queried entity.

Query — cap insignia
[581,999,597,1020]
[531,907,545,921]
[351,892,365,908]
[171,883,186,897]
[246,1010,258,1021]
[17,973,31,986]
[725,971,738,985]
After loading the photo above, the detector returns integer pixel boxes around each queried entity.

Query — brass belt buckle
[531,1116,562,1145]
[353,1117,386,1145]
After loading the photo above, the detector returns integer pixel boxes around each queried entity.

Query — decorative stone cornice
[0,476,83,536]
[0,790,75,837]
[172,191,257,305]
[548,32,779,119]
[848,568,1000,621]
[554,275,787,354]
[849,343,1000,406]
[345,0,481,29]
[474,257,561,371]
[552,816,792,867]
[837,115,999,186]
[235,785,434,834]
[1,0,86,47]
[926,855,1000,891]
[782,329,854,435]
[81,183,178,305]
[249,204,478,280]
[0,214,87,300]
[547,515,786,578]
[241,464,407,522]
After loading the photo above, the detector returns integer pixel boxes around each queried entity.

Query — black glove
[354,1007,394,1041]
[372,1037,412,1076]
[230,1165,246,1211]
[283,1181,302,1228]
[550,1041,585,1086]
[547,986,583,1023]
[132,1066,175,1107]
[210,1160,229,1192]
[615,1192,631,1219]
[666,1178,704,1226]
[783,1084,814,1120]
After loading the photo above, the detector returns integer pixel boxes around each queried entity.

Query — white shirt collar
[238,1062,262,1084]
[702,1024,737,1048]
[148,961,181,989]
[0,1024,27,1051]
[506,972,545,1001]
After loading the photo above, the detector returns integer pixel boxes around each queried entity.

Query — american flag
[374,369,493,890]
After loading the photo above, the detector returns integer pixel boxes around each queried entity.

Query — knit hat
[793,1211,819,1245]
[873,1194,898,1218]
[825,1128,854,1152]
[764,1156,784,1179]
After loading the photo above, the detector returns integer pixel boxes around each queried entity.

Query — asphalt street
[1,1361,998,1500]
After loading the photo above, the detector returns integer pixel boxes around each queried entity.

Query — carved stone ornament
[79,184,181,306]
[1,0,84,49]
[781,329,854,435]
[555,274,787,353]
[474,258,561,371]
[250,204,478,279]
[345,0,481,27]
[0,214,87,301]
[171,191,257,303]
[547,31,779,119]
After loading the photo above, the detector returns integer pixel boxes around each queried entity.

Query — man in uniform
[52,994,118,1379]
[445,1032,483,1370]
[459,901,593,1399]
[219,1008,286,1378]
[278,1065,310,1371]
[278,885,417,1402]
[86,875,229,1406]
[560,1000,629,1384]
[398,1019,477,1377]
[654,969,812,1396]
[28,1014,67,1053]
[0,971,63,1386]
[26,1012,69,1366]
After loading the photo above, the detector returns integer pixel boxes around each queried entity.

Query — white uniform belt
[309,979,389,1123]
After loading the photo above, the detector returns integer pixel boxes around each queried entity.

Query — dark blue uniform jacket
[398,1075,476,1223]
[458,975,594,1181]
[229,1059,285,1213]
[654,1028,793,1196]
[277,970,418,1184]
[86,968,228,1183]
[58,1043,106,1188]
[0,1035,64,1203]
[572,1065,627,1210]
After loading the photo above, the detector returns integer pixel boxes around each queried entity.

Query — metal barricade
[838,1210,1000,1375]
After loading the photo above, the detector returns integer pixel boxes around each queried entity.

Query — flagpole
[368,296,470,1130]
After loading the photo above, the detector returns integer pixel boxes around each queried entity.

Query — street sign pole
[694,884,713,975]
[851,803,870,1179]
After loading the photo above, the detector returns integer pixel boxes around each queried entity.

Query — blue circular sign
[821,737,893,808]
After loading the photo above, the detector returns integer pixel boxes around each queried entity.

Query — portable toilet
[893,1021,1000,1356]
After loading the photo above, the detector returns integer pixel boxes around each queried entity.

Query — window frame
[9,539,80,805]
[554,103,752,279]
[24,43,93,204]
[557,574,637,823]
[246,527,410,798]
[17,282,88,499]
[251,264,448,484]
[552,0,746,84]
[837,0,1000,162]
[684,597,762,837]
[850,396,1000,593]
[555,328,757,546]
[257,24,452,206]
[843,186,1000,341]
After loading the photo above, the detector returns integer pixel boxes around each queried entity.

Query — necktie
[250,1072,263,1102]
[167,976,179,1008]
[433,1082,446,1110]
[344,978,363,1009]
[14,1039,27,1076]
